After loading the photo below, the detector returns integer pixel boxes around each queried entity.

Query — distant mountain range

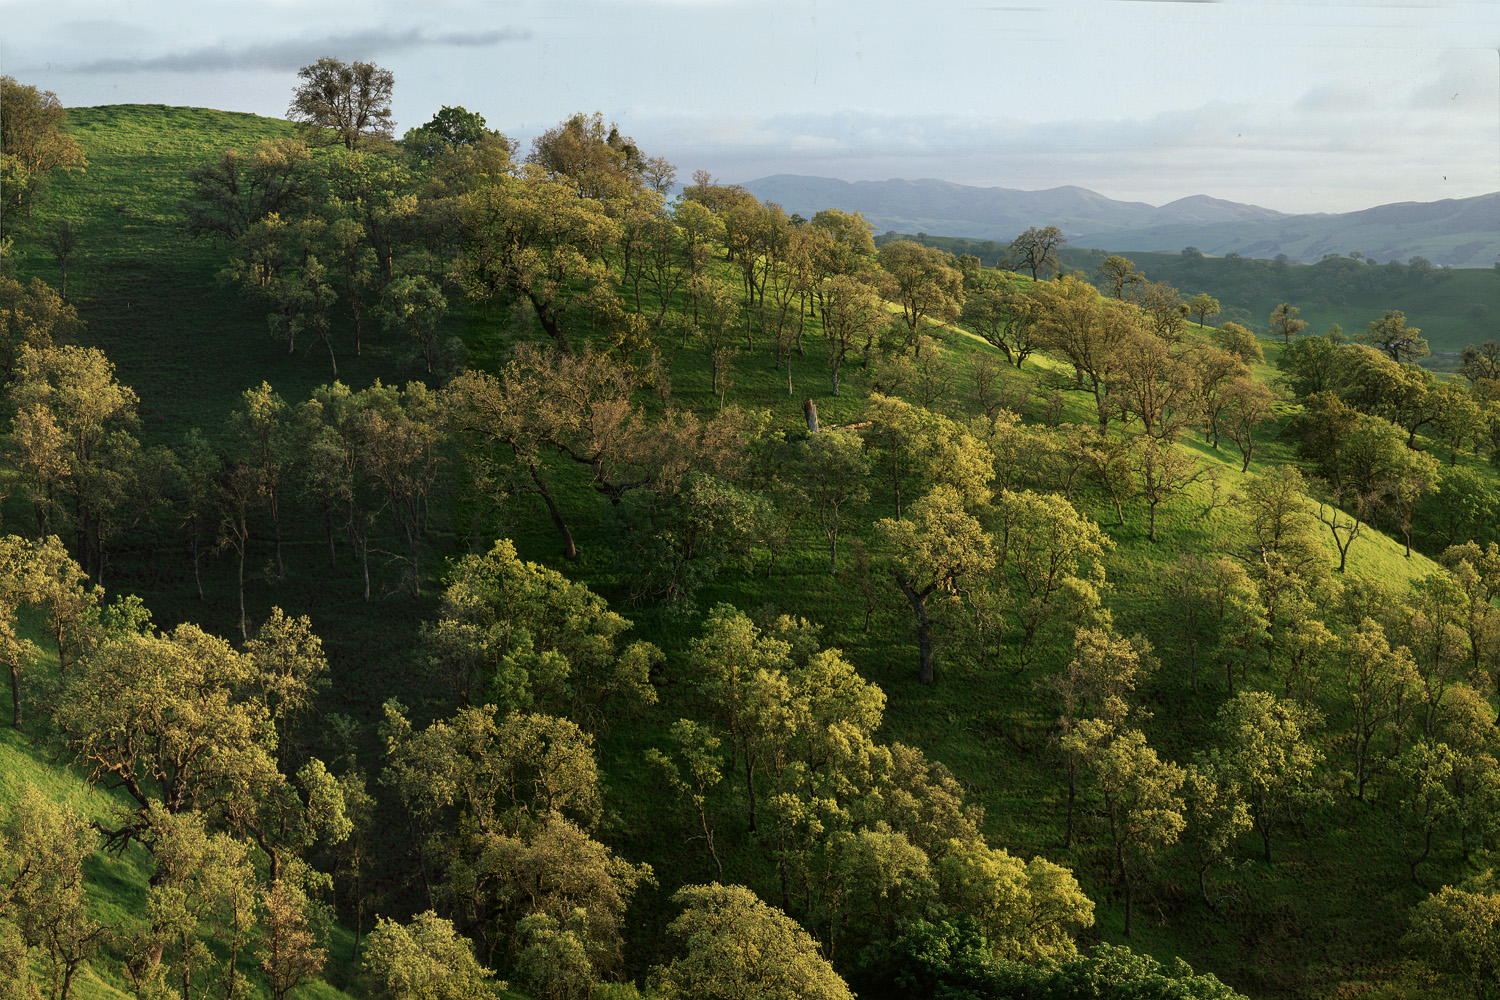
[737,175,1500,267]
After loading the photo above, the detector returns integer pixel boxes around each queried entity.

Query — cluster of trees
[7,57,1500,1000]
[1277,325,1500,561]
[1,585,353,998]
[0,76,87,235]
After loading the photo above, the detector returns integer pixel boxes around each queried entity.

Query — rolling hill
[740,175,1500,267]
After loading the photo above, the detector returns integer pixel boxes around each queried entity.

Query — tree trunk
[528,463,577,560]
[745,758,758,833]
[1063,761,1076,848]
[896,577,937,685]
[325,506,337,569]
[191,527,204,600]
[10,662,21,729]
[237,544,248,642]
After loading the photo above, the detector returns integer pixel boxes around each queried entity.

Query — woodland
[1,59,1500,1000]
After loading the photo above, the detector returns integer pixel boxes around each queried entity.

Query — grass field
[3,104,1495,999]
[889,233,1500,361]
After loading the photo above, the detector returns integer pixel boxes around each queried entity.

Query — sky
[2,0,1498,215]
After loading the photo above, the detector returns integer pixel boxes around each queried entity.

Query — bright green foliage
[136,806,259,998]
[1211,321,1264,364]
[654,883,855,1000]
[0,536,48,732]
[1049,623,1156,728]
[878,485,996,684]
[1404,870,1500,999]
[0,275,84,377]
[819,274,884,395]
[1097,255,1142,299]
[455,173,620,350]
[1164,554,1265,693]
[383,703,651,972]
[1429,380,1488,465]
[990,488,1112,668]
[527,111,666,200]
[1033,276,1141,433]
[1423,468,1499,551]
[647,719,727,883]
[876,240,965,346]
[1240,465,1322,571]
[1277,333,1344,400]
[52,611,343,899]
[1438,686,1500,862]
[830,828,936,949]
[1361,308,1430,363]
[361,910,500,1000]
[258,875,328,1000]
[960,282,1043,368]
[383,703,603,839]
[1188,292,1221,327]
[320,147,421,287]
[1385,740,1457,882]
[932,839,1093,963]
[688,603,794,811]
[1180,755,1252,909]
[1216,691,1324,863]
[1340,618,1422,800]
[689,604,886,837]
[516,910,597,1000]
[56,622,278,839]
[1064,721,1186,938]
[404,106,495,159]
[856,926,1246,1000]
[0,76,87,224]
[425,537,658,722]
[863,393,994,517]
[381,274,449,374]
[622,471,775,604]
[791,428,870,574]
[1268,302,1307,344]
[1048,622,1157,848]
[9,343,141,574]
[0,784,99,999]
[179,138,312,244]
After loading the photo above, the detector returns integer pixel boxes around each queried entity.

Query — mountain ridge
[737,174,1500,266]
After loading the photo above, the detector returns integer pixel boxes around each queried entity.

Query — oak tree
[1268,302,1307,345]
[1008,225,1066,281]
[0,76,87,223]
[287,58,395,151]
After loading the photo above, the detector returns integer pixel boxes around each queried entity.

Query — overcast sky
[3,0,1497,215]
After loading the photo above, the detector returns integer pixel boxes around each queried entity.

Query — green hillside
[1,101,1497,1000]
[880,233,1500,362]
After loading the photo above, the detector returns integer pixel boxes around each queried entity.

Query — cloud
[629,99,1496,214]
[64,26,529,74]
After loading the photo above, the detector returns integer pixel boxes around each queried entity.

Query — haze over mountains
[739,175,1500,268]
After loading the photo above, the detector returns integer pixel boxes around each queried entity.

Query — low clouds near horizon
[4,0,1497,216]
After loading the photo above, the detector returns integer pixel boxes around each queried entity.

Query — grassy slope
[6,105,1487,999]
[885,233,1500,359]
[1063,248,1499,360]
